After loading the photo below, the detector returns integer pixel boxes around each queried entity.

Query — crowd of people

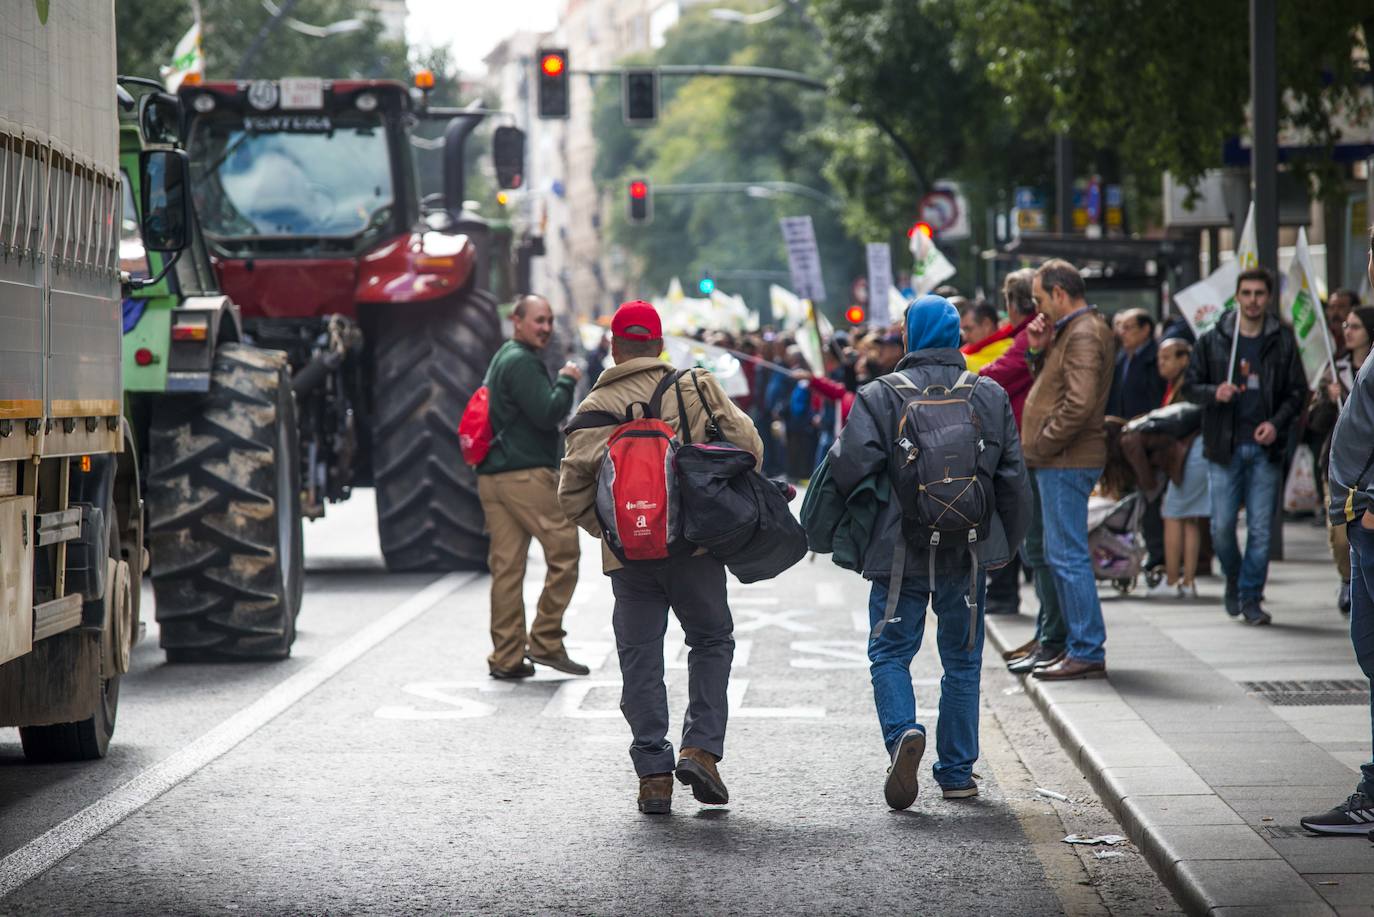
[463,243,1374,830]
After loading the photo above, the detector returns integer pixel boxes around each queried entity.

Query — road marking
[729,679,825,718]
[817,582,844,607]
[734,607,815,633]
[789,640,870,669]
[541,680,624,718]
[374,681,514,720]
[0,572,474,900]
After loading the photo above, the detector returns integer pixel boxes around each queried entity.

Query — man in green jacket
[478,294,588,679]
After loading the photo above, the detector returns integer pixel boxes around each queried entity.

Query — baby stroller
[1087,491,1147,594]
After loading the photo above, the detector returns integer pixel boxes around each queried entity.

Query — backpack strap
[870,540,908,640]
[646,368,688,419]
[563,409,622,434]
[684,370,722,441]
[672,374,693,446]
[877,372,920,400]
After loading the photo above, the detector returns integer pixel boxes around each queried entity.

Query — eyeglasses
[1343,321,1367,331]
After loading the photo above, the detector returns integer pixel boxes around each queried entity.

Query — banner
[1235,202,1259,272]
[865,243,894,325]
[795,301,827,377]
[661,336,749,398]
[1281,227,1337,390]
[770,284,808,329]
[1173,261,1240,336]
[908,230,956,296]
[161,20,204,91]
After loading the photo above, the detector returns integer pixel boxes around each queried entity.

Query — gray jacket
[827,348,1032,582]
[1329,356,1374,525]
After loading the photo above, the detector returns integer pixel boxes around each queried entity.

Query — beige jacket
[1021,308,1116,469]
[558,358,764,573]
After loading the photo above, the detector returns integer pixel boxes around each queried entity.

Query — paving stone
[1144,825,1280,866]
[1305,873,1374,911]
[1174,859,1330,910]
[1098,765,1213,801]
[1269,837,1374,875]
[1208,905,1339,917]
[1120,794,1246,828]
[1215,784,1361,828]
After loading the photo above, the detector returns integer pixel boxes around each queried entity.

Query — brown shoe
[638,773,673,815]
[675,747,729,804]
[528,651,590,676]
[1001,638,1039,662]
[1032,657,1107,681]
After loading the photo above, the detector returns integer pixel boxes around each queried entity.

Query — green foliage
[597,4,864,317]
[116,0,408,81]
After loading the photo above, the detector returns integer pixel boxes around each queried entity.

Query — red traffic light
[540,53,566,77]
[908,221,934,239]
[629,180,648,200]
[845,306,865,325]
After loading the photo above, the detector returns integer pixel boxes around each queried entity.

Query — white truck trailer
[0,0,189,759]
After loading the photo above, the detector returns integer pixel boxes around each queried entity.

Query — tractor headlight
[355,93,378,113]
[191,93,216,113]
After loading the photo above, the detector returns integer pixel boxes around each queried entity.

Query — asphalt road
[0,491,1174,915]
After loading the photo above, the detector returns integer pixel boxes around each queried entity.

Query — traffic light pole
[573,64,931,193]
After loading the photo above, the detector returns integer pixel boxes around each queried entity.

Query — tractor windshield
[187,112,395,252]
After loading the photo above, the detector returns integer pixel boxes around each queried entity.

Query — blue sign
[1014,187,1043,210]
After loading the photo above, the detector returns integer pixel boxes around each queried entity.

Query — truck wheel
[18,477,127,762]
[372,289,501,571]
[147,343,304,660]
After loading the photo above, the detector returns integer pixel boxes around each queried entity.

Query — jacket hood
[904,295,961,352]
[895,347,967,372]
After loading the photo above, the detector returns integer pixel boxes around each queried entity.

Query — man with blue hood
[825,295,1031,810]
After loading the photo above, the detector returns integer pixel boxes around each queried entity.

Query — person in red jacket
[981,268,1039,426]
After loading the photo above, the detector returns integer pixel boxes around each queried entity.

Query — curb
[984,616,1337,917]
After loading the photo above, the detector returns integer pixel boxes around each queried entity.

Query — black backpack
[872,368,992,646]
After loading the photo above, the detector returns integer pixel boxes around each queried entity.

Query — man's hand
[1253,421,1277,446]
[1327,382,1343,403]
[1026,313,1051,352]
[559,361,583,382]
[1362,508,1374,531]
[1215,382,1238,403]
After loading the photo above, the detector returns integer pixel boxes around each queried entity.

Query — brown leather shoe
[675,747,729,804]
[1032,657,1107,681]
[638,773,673,815]
[1001,638,1039,662]
[528,651,590,676]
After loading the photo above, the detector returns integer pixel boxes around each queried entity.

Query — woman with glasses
[1310,304,1374,614]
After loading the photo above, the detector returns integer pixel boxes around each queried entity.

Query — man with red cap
[559,300,763,815]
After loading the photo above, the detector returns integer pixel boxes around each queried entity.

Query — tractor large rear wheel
[147,343,303,659]
[372,290,501,571]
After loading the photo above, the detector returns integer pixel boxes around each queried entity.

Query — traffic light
[908,221,934,240]
[627,178,653,225]
[698,276,715,295]
[492,126,525,189]
[845,305,865,325]
[537,49,569,119]
[622,69,659,124]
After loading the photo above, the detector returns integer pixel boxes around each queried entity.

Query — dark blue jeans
[1207,442,1281,601]
[867,570,985,788]
[1348,520,1374,796]
[1035,467,1107,664]
[1024,472,1066,653]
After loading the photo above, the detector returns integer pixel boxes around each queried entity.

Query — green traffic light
[698,277,715,295]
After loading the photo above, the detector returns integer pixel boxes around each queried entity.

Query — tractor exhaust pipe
[442,113,484,221]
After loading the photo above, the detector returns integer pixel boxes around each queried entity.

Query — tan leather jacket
[1021,307,1116,469]
[558,358,764,573]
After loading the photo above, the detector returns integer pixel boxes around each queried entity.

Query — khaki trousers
[477,467,580,669]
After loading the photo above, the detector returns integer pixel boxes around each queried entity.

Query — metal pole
[1250,0,1278,280]
[1055,133,1073,234]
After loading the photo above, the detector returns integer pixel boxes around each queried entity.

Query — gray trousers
[609,552,734,777]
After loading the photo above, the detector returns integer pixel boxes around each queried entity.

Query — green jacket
[799,454,889,573]
[478,339,576,475]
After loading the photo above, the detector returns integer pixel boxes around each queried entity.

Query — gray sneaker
[883,728,926,811]
[1239,599,1272,626]
[941,779,979,799]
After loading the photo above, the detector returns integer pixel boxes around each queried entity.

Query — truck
[168,77,507,580]
[0,0,186,759]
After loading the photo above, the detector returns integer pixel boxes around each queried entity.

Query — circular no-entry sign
[918,190,959,234]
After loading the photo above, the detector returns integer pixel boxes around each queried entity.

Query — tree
[117,0,408,82]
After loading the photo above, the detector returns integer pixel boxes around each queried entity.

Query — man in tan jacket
[1020,259,1117,680]
[559,301,763,816]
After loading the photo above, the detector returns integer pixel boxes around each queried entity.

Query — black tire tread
[372,290,501,571]
[147,343,302,658]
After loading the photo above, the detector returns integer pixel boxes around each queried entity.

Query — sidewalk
[986,520,1373,916]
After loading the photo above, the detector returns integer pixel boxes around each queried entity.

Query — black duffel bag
[672,373,808,583]
[1123,401,1202,438]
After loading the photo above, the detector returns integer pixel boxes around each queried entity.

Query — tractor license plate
[280,77,324,111]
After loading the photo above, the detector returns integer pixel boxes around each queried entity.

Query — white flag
[769,284,807,329]
[1235,202,1259,272]
[1173,261,1240,337]
[908,231,956,296]
[161,20,204,92]
[1281,227,1336,389]
[795,300,827,376]
[661,336,749,398]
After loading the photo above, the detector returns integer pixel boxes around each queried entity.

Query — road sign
[919,182,970,240]
[865,242,893,325]
[779,216,826,303]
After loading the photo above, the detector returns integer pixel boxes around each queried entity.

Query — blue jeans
[1035,467,1107,664]
[1348,521,1374,797]
[867,569,985,788]
[1207,442,1281,601]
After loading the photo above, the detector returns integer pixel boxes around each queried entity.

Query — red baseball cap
[611,300,662,341]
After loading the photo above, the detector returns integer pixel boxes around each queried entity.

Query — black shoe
[489,660,536,679]
[1224,578,1240,617]
[1238,599,1271,626]
[1339,581,1352,615]
[1008,647,1064,675]
[1300,790,1374,835]
[528,652,591,676]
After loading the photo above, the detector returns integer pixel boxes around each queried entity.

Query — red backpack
[565,370,693,564]
[457,384,496,466]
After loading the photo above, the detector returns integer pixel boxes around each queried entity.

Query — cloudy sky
[405,0,562,74]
